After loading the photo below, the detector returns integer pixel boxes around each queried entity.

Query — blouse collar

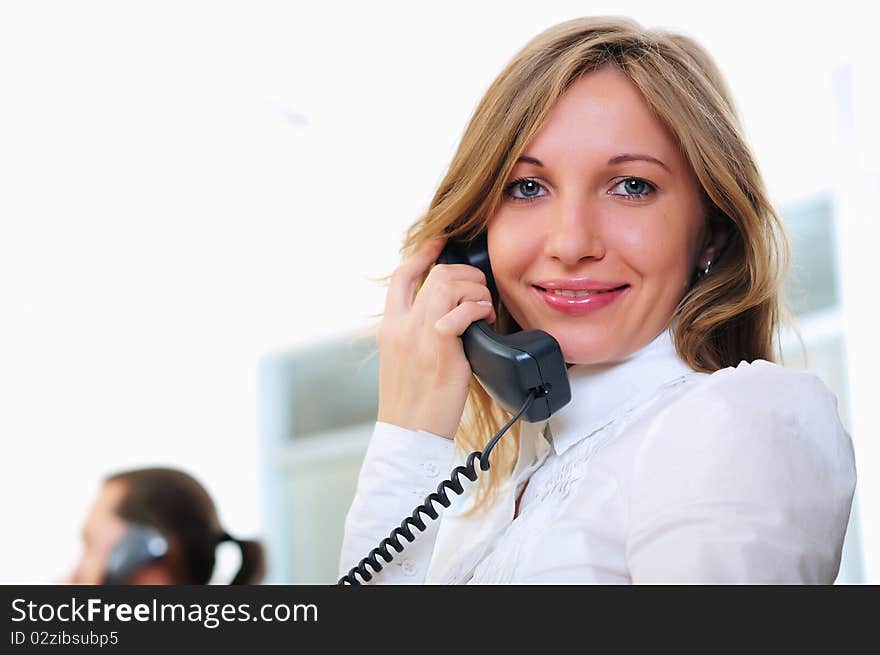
[540,323,696,457]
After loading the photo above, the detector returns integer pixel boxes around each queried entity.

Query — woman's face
[488,65,726,364]
[69,481,175,585]
[70,481,129,584]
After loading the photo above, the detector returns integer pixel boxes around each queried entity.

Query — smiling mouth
[533,284,629,297]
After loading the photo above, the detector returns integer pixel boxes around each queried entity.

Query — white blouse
[338,327,857,584]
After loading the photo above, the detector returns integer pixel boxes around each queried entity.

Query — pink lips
[534,278,628,291]
[533,283,630,316]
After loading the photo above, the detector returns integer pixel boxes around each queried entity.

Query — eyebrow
[516,153,671,173]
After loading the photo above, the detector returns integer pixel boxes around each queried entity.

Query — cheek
[487,214,540,279]
[615,217,691,278]
[75,521,127,584]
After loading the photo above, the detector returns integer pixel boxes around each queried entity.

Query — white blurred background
[0,0,877,584]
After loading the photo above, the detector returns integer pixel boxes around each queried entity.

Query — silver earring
[697,259,713,280]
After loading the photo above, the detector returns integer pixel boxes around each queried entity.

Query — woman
[70,467,265,584]
[339,17,856,584]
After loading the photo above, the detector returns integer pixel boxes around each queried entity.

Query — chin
[554,330,628,366]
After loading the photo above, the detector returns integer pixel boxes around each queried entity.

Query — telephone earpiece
[436,231,571,422]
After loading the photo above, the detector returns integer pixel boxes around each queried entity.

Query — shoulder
[633,359,856,499]
[626,360,857,582]
[658,359,846,442]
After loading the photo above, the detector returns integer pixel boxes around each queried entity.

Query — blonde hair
[354,16,800,516]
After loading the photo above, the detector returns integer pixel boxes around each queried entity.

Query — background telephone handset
[103,523,169,585]
[436,231,571,422]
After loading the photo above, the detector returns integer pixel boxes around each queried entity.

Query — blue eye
[610,177,656,200]
[503,177,546,203]
[502,176,657,204]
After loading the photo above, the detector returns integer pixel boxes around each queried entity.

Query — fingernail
[477,300,492,305]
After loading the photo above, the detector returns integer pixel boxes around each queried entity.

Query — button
[401,559,416,576]
[423,461,440,478]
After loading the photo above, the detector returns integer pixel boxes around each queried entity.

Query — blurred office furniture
[778,192,864,583]
[258,333,378,583]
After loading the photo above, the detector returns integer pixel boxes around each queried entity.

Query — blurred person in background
[66,467,265,585]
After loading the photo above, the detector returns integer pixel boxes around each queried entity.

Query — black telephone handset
[435,231,571,422]
[103,523,169,585]
[338,232,572,585]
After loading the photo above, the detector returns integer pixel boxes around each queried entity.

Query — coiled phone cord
[337,386,544,585]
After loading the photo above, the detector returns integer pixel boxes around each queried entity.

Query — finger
[429,263,488,286]
[419,279,493,326]
[384,236,448,319]
[434,300,497,337]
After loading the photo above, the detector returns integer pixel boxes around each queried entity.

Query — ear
[697,211,731,269]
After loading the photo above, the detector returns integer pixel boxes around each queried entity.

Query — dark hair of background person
[104,467,265,584]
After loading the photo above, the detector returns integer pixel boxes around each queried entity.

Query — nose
[542,192,606,266]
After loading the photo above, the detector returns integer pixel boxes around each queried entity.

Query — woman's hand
[376,236,497,440]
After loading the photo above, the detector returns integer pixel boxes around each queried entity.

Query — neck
[564,319,679,370]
